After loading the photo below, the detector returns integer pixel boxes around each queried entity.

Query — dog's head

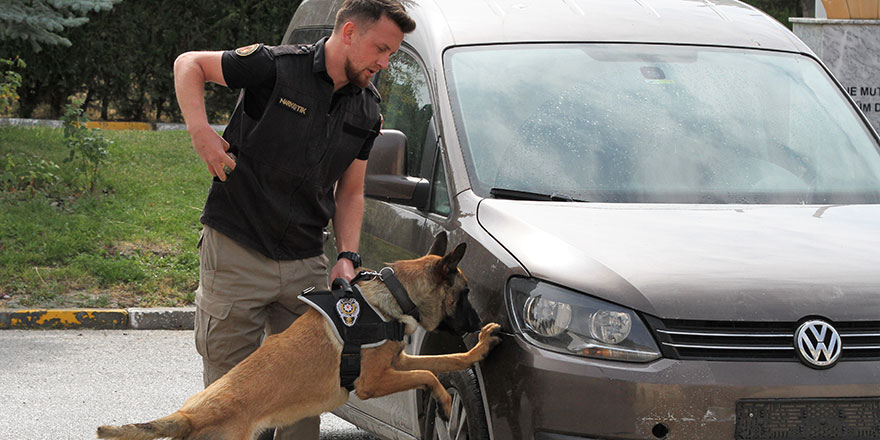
[395,232,481,335]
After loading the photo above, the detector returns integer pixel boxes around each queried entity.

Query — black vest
[201,41,381,260]
[299,284,405,390]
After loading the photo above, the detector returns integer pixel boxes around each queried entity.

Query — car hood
[477,200,880,321]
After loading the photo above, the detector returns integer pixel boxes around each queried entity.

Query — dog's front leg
[356,345,454,417]
[392,323,501,373]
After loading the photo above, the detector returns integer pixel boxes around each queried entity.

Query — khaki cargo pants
[195,225,329,440]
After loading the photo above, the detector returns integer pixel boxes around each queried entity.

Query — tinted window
[286,28,330,45]
[375,51,434,178]
[431,156,450,216]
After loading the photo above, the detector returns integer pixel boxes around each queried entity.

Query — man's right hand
[190,125,235,181]
[173,50,231,180]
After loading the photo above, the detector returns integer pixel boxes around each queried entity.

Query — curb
[0,307,195,330]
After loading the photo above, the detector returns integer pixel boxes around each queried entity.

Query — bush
[0,155,61,195]
[0,57,26,115]
[61,96,111,192]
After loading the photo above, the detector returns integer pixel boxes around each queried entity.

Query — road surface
[0,329,378,440]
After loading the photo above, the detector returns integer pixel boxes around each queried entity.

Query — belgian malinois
[97,232,500,439]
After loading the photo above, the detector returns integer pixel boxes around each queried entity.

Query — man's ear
[427,231,448,256]
[342,21,356,45]
[436,242,466,279]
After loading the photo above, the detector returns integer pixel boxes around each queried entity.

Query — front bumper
[481,333,880,440]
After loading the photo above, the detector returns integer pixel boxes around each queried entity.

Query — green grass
[0,126,209,308]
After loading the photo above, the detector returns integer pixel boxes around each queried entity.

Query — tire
[421,368,490,440]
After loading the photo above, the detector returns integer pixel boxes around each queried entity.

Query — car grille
[644,317,880,361]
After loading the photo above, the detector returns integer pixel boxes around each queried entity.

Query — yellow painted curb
[85,121,153,131]
[0,309,128,329]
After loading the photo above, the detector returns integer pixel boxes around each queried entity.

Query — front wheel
[422,369,489,440]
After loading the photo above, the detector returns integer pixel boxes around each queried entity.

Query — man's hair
[334,0,416,34]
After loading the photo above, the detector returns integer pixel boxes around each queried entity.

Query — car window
[431,154,450,216]
[445,44,880,204]
[286,28,331,45]
[375,50,434,178]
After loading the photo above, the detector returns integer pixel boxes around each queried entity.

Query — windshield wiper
[489,187,586,202]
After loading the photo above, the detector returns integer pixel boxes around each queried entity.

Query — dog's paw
[434,392,453,421]
[469,323,501,361]
[478,323,502,348]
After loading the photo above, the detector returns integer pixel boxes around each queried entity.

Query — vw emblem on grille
[794,319,841,369]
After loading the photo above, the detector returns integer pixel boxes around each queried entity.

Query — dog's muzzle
[439,288,483,335]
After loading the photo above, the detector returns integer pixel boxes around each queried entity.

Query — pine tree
[0,0,121,50]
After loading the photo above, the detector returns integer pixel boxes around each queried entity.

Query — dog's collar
[354,267,421,324]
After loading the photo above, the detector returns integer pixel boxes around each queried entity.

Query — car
[282,0,880,439]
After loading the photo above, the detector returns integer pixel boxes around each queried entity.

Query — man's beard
[344,58,371,88]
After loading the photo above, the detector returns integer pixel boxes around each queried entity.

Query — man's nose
[378,55,390,70]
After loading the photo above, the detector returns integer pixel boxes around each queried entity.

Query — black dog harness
[298,268,419,391]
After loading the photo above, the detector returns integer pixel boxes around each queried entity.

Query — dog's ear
[436,242,467,279]
[427,231,448,256]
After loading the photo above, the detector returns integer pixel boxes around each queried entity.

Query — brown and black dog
[97,233,500,440]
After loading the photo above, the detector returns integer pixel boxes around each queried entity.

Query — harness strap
[340,343,361,391]
[319,277,408,391]
[380,267,420,323]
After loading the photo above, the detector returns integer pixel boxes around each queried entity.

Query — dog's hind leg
[187,425,248,440]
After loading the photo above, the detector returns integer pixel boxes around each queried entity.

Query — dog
[96,232,501,440]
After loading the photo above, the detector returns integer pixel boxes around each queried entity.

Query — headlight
[508,277,661,362]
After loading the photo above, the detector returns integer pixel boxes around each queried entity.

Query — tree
[0,0,120,50]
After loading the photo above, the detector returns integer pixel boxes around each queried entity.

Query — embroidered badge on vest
[336,297,361,327]
[235,43,261,57]
[279,97,308,116]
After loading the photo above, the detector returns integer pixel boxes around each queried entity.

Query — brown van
[284,0,880,439]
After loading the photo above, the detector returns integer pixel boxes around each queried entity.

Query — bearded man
[173,1,415,438]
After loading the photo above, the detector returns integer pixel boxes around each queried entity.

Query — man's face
[343,15,405,88]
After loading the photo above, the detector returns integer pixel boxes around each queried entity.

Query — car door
[334,46,454,438]
[284,15,454,440]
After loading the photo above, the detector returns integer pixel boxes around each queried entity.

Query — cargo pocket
[194,290,233,362]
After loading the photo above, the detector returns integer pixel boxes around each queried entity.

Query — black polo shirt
[220,40,379,159]
[200,38,382,260]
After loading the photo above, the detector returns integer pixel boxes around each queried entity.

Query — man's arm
[173,51,236,181]
[330,159,368,282]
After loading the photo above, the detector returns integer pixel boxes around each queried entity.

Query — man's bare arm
[173,51,236,180]
[330,159,368,281]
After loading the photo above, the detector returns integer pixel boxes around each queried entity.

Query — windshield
[444,44,880,204]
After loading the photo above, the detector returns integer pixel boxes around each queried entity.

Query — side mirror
[365,129,430,208]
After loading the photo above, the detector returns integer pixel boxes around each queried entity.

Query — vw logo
[795,320,842,369]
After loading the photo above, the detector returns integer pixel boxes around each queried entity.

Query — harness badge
[336,297,361,327]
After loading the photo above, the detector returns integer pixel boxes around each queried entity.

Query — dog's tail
[96,411,192,440]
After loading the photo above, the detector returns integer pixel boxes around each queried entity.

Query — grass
[0,126,209,309]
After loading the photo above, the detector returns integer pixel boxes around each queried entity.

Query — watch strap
[337,251,362,268]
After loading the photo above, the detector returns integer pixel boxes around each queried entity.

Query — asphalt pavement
[0,329,379,440]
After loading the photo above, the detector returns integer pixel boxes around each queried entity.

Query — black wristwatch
[337,251,362,268]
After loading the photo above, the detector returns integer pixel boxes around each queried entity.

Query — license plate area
[736,398,880,439]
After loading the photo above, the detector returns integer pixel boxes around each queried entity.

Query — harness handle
[331,278,353,298]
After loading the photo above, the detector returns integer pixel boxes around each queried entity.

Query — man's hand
[330,257,356,282]
[190,125,236,181]
[173,50,232,180]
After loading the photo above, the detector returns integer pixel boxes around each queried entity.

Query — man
[172,1,415,438]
